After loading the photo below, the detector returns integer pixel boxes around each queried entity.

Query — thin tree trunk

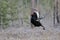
[53,5,55,25]
[31,0,35,9]
[56,0,59,23]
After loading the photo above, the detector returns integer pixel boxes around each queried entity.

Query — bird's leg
[41,25,45,30]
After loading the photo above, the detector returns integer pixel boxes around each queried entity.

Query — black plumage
[31,12,42,27]
[30,10,45,30]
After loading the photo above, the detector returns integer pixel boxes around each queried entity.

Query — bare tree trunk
[56,0,59,23]
[53,5,55,25]
[31,0,35,9]
[53,0,59,25]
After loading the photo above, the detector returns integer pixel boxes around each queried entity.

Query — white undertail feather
[34,11,39,18]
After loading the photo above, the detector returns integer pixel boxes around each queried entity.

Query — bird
[31,10,45,30]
